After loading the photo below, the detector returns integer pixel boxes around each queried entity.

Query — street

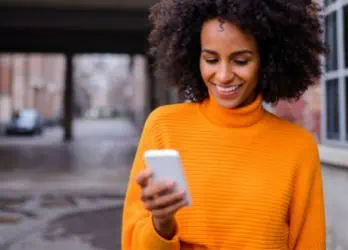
[0,118,139,250]
[0,118,138,193]
[0,119,347,250]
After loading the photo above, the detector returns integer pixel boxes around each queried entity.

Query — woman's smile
[211,83,244,98]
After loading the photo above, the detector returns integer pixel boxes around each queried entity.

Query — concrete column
[131,55,146,128]
[146,55,157,111]
[63,53,74,142]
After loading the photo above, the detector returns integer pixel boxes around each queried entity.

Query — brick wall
[0,54,64,124]
[272,84,322,142]
[0,55,13,123]
[0,55,12,95]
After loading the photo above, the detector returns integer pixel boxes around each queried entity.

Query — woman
[122,0,326,249]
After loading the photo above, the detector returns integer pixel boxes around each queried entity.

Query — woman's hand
[136,168,188,239]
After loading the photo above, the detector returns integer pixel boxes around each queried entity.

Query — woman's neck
[199,94,265,128]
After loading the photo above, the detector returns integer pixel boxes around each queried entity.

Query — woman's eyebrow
[231,50,253,56]
[201,48,253,56]
[201,49,218,55]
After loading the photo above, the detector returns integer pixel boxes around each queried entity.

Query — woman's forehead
[201,19,257,51]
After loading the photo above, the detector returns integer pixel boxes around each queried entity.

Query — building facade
[0,54,65,132]
[272,0,348,167]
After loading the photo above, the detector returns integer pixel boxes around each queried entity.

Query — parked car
[5,109,44,136]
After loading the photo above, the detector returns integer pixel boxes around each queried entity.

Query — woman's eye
[205,58,218,64]
[234,60,249,66]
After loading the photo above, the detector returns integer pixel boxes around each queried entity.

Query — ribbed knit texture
[122,95,326,250]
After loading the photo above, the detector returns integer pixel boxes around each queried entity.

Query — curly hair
[148,0,327,103]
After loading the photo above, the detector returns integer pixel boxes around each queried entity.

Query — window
[344,5,348,68]
[325,12,338,72]
[323,2,348,146]
[326,79,339,140]
[325,0,336,7]
[346,78,348,141]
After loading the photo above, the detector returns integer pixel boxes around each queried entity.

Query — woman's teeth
[215,84,242,93]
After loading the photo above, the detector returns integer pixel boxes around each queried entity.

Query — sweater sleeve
[121,108,181,250]
[288,138,326,250]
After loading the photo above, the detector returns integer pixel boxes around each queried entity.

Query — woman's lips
[211,83,243,98]
[214,84,242,93]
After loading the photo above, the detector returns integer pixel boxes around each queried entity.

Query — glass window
[325,12,338,72]
[325,0,336,6]
[344,5,348,68]
[326,79,340,140]
[346,78,348,141]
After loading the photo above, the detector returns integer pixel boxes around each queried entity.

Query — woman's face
[200,18,260,109]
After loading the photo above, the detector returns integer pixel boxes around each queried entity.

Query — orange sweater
[122,95,326,250]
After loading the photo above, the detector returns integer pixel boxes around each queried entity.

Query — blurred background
[0,0,346,250]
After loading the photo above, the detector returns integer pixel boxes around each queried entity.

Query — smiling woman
[199,19,260,109]
[122,1,327,250]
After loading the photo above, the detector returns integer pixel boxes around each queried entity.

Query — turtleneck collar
[199,94,266,128]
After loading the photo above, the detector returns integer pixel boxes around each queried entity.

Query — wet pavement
[0,118,138,172]
[0,118,138,193]
[0,118,138,250]
[0,195,124,250]
[0,119,347,250]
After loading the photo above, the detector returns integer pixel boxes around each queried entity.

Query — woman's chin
[219,101,241,109]
[213,96,242,109]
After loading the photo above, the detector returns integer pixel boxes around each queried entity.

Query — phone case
[144,149,192,206]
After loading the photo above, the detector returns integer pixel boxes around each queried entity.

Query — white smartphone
[144,149,192,206]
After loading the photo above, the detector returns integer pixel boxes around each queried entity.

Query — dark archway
[0,3,157,141]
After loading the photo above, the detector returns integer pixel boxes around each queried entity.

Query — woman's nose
[215,64,234,84]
